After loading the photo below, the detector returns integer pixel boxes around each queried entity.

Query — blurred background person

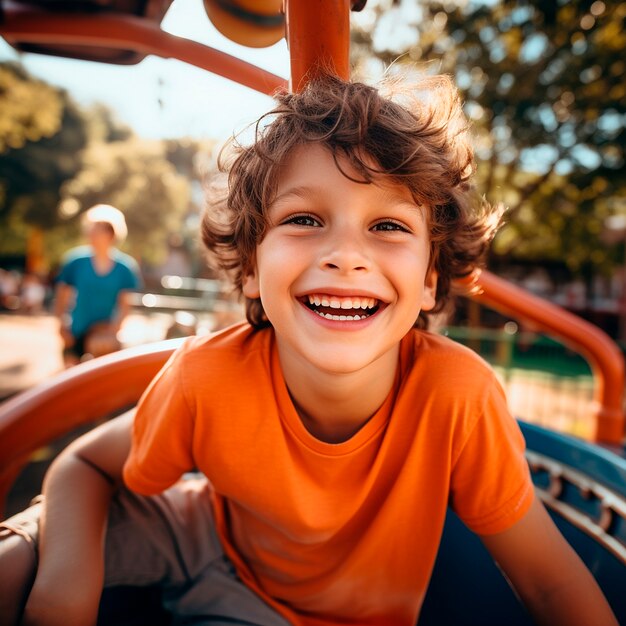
[53,204,142,366]
[19,273,47,314]
[0,269,20,311]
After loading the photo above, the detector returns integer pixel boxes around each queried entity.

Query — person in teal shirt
[53,204,142,365]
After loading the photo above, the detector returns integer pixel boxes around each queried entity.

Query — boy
[0,74,618,626]
[53,204,142,365]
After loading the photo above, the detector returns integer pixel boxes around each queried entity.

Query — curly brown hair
[202,72,502,330]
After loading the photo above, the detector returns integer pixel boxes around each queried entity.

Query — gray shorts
[0,476,290,626]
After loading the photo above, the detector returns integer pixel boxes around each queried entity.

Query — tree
[351,0,626,278]
[164,138,216,179]
[0,62,197,267]
[59,138,191,265]
[0,63,88,232]
[0,62,63,152]
[83,102,133,144]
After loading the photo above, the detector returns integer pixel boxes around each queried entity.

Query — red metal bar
[0,6,287,96]
[461,270,625,445]
[0,340,180,516]
[284,0,351,91]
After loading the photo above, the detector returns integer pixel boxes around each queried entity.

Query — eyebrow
[378,188,425,216]
[270,186,318,207]
[272,185,422,209]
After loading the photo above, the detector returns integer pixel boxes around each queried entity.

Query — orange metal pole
[284,0,351,91]
[25,226,46,274]
[0,7,287,96]
[461,270,625,445]
[0,341,179,466]
[0,340,179,516]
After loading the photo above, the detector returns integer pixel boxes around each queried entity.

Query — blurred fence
[442,326,596,440]
[122,276,245,346]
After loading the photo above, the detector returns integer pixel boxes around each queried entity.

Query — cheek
[258,237,304,276]
[386,247,429,277]
[249,243,284,298]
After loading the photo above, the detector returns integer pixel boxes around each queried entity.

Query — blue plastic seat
[419,421,626,625]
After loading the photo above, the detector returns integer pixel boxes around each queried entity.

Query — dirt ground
[0,313,64,399]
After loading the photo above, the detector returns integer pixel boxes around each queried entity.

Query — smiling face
[243,143,437,377]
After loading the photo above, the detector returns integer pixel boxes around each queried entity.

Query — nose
[318,230,371,274]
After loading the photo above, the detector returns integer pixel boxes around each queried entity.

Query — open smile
[299,293,384,321]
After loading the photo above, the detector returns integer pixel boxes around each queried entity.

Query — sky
[0,0,290,140]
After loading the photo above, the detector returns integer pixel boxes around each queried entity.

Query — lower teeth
[314,311,365,321]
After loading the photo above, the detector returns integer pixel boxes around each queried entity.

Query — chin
[309,350,383,375]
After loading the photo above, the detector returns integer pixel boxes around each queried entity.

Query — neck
[92,246,111,260]
[278,340,400,444]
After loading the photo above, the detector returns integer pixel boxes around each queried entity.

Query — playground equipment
[0,1,624,624]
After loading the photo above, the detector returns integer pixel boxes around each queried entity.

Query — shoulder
[57,246,91,280]
[406,329,496,387]
[399,329,506,437]
[111,249,140,273]
[60,245,92,267]
[173,321,272,379]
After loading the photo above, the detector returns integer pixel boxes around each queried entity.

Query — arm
[112,260,142,333]
[22,411,133,626]
[480,495,618,626]
[52,282,74,345]
[112,290,132,333]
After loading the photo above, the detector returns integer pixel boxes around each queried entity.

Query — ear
[420,268,438,312]
[242,267,260,299]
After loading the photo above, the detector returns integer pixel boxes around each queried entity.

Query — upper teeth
[307,294,378,310]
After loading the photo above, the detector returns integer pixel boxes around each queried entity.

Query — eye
[281,214,321,227]
[372,220,410,233]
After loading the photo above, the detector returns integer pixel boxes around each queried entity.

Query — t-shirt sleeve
[123,341,195,495]
[449,376,534,536]
[56,256,78,286]
[120,258,142,291]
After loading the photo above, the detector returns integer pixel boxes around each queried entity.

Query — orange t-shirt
[124,322,533,626]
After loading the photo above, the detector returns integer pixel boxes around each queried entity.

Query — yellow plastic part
[203,0,285,48]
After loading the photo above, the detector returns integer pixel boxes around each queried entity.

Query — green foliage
[352,0,626,276]
[83,103,133,144]
[0,63,89,229]
[0,61,208,269]
[0,62,63,152]
[165,137,216,178]
[60,139,191,265]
